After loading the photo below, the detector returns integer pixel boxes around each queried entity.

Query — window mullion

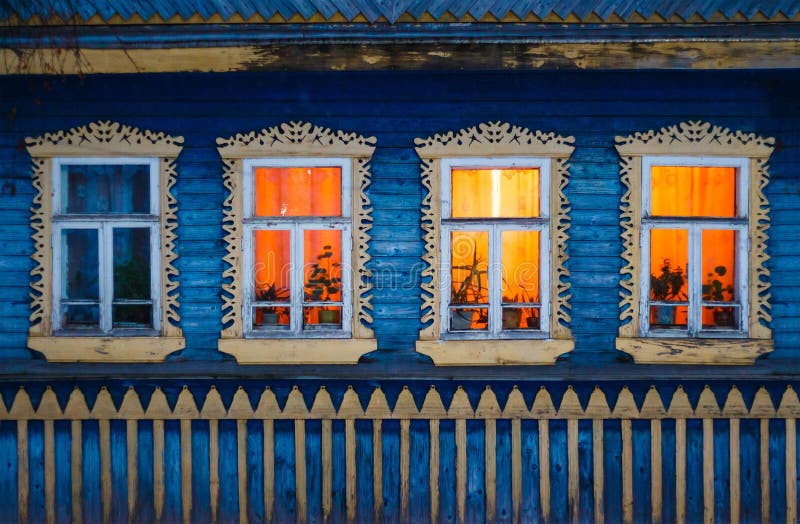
[640,224,652,335]
[688,224,701,336]
[291,223,303,335]
[101,222,113,333]
[489,224,502,335]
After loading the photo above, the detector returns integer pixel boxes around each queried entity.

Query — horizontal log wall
[1,383,797,523]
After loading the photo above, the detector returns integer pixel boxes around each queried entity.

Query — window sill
[416,338,574,366]
[218,338,377,364]
[616,337,773,365]
[28,335,186,362]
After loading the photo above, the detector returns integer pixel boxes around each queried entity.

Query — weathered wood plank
[593,419,604,524]
[44,419,54,524]
[294,420,307,524]
[786,418,797,524]
[539,419,550,523]
[456,418,466,524]
[321,419,332,522]
[485,419,496,523]
[621,419,633,524]
[676,418,686,524]
[126,420,138,523]
[153,419,165,522]
[237,420,248,524]
[346,419,357,524]
[263,420,274,524]
[511,418,521,524]
[730,418,741,524]
[703,418,714,524]
[760,418,770,524]
[373,421,383,523]
[180,419,192,524]
[99,419,111,524]
[651,420,662,524]
[568,418,579,524]
[209,420,219,523]
[71,420,82,524]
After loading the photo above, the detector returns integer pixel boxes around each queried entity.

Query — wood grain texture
[127,420,138,522]
[730,418,741,524]
[567,418,579,524]
[321,419,332,522]
[703,418,714,524]
[99,419,111,524]
[71,420,83,524]
[621,419,633,524]
[28,336,186,362]
[153,419,165,522]
[218,339,377,364]
[456,418,467,524]
[263,420,274,524]
[10,42,800,74]
[615,337,773,364]
[539,419,551,523]
[428,418,439,524]
[209,420,219,523]
[760,418,770,524]
[44,419,54,524]
[346,419,357,524]
[485,419,497,523]
[237,419,248,524]
[416,338,574,365]
[593,419,604,524]
[786,418,796,524]
[295,420,307,524]
[651,420,662,524]
[373,420,383,523]
[675,418,686,524]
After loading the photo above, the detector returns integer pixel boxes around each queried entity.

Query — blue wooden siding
[0,69,799,377]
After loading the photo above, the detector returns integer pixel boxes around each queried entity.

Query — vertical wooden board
[466,419,485,524]
[163,421,183,524]
[494,419,513,524]
[592,419,604,524]
[263,419,275,524]
[520,419,541,523]
[603,420,622,522]
[409,420,431,524]
[661,419,676,524]
[127,421,138,523]
[273,419,297,523]
[577,420,594,524]
[355,420,375,524]
[54,421,72,524]
[769,419,785,524]
[436,419,455,524]
[345,419,357,524]
[136,420,155,523]
[786,419,797,524]
[539,419,551,524]
[713,419,731,524]
[27,421,44,524]
[631,419,651,524]
[331,419,346,522]
[381,420,400,523]
[44,420,54,524]
[190,420,211,523]
[702,419,714,524]
[548,419,568,524]
[303,420,322,523]
[740,418,760,524]
[110,420,128,523]
[82,420,102,524]
[399,419,410,523]
[685,419,703,524]
[0,421,18,521]
[218,420,241,522]
[98,420,111,524]
[245,420,265,524]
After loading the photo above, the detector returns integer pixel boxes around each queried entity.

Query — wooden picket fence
[1,383,798,523]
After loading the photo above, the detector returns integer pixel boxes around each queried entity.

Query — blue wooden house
[1,1,800,522]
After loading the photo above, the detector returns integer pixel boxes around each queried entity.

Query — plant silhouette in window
[703,265,736,327]
[255,282,289,326]
[305,245,341,324]
[450,249,487,329]
[650,258,686,327]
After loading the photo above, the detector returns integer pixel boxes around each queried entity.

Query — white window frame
[51,157,162,335]
[241,157,353,339]
[639,155,750,338]
[439,156,551,340]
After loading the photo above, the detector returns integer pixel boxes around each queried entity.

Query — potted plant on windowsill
[650,258,686,326]
[305,245,342,325]
[702,265,735,327]
[450,250,487,331]
[255,283,289,326]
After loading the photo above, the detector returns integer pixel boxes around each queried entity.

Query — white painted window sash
[51,158,161,335]
[640,156,750,338]
[440,157,551,340]
[241,157,353,338]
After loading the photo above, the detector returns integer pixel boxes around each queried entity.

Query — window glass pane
[63,304,99,329]
[650,166,736,217]
[253,230,291,303]
[649,305,688,330]
[113,228,151,300]
[254,167,342,217]
[501,230,540,330]
[61,164,151,214]
[702,306,739,330]
[649,229,688,303]
[304,230,342,304]
[113,305,152,328]
[62,229,99,300]
[449,307,488,331]
[253,306,290,330]
[304,306,342,328]
[702,229,738,328]
[451,168,540,218]
[451,231,488,306]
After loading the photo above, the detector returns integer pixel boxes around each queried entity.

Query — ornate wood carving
[615,120,775,361]
[216,121,377,359]
[25,121,184,360]
[415,121,575,360]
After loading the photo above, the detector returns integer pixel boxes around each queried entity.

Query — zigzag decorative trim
[217,121,376,340]
[415,121,575,341]
[615,120,774,340]
[25,121,184,340]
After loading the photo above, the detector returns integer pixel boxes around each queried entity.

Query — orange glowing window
[644,163,744,335]
[451,168,540,218]
[650,166,736,217]
[254,167,342,217]
[444,165,546,337]
[247,163,350,336]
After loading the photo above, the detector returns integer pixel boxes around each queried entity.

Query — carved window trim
[25,121,185,362]
[216,121,376,364]
[615,120,774,364]
[415,122,575,366]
